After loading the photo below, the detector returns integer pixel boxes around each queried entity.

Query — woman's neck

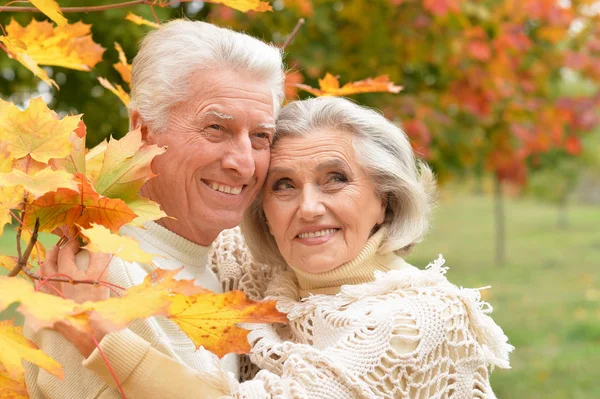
[289,227,409,298]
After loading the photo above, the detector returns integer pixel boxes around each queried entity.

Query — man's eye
[208,124,222,131]
[253,132,272,141]
[272,179,294,191]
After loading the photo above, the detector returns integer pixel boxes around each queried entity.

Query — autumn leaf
[0,277,89,334]
[0,321,64,382]
[79,224,161,264]
[98,77,131,107]
[49,120,87,175]
[29,0,68,26]
[294,73,403,97]
[0,366,28,398]
[0,255,17,274]
[0,186,25,237]
[0,169,77,199]
[0,98,81,163]
[113,42,132,85]
[125,13,161,29]
[168,289,288,358]
[127,197,168,227]
[93,129,166,201]
[204,0,273,12]
[85,140,107,184]
[0,19,105,86]
[24,173,137,234]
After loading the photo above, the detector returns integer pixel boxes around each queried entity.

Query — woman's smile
[294,227,341,245]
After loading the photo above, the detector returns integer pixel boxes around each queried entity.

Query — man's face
[140,68,275,245]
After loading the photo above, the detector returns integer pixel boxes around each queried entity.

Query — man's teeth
[298,229,337,239]
[208,182,243,195]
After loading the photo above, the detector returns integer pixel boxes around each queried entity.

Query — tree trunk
[494,176,506,266]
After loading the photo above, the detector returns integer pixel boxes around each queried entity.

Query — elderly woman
[57,97,512,398]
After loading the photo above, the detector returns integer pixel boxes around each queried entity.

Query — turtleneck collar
[120,221,211,267]
[289,227,410,298]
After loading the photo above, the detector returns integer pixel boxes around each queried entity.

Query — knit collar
[120,221,211,267]
[290,227,408,298]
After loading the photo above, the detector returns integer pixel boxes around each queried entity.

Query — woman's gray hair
[129,19,285,133]
[242,96,436,267]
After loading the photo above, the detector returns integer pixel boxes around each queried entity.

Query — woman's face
[262,128,386,273]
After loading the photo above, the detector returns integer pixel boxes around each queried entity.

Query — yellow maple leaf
[1,19,105,87]
[205,0,273,12]
[29,0,68,27]
[98,77,130,107]
[0,186,25,237]
[127,197,169,227]
[0,141,13,174]
[113,42,132,85]
[0,169,77,199]
[94,129,166,201]
[85,140,107,184]
[79,224,160,264]
[168,289,288,358]
[0,98,81,163]
[0,277,90,334]
[125,13,161,29]
[0,321,64,381]
[0,255,17,274]
[295,73,403,97]
[49,120,87,175]
[0,365,28,398]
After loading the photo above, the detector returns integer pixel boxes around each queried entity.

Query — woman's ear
[377,194,388,225]
[130,110,149,141]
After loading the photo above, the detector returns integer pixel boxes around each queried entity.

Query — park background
[1,1,599,398]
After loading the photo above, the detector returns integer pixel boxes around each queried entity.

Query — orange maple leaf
[294,73,403,97]
[113,42,132,85]
[204,0,273,12]
[0,19,105,87]
[98,77,131,107]
[0,365,28,399]
[168,288,288,358]
[0,321,64,382]
[24,173,137,234]
[125,12,161,29]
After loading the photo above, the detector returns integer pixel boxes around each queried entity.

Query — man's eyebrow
[202,110,235,120]
[257,122,276,130]
[268,166,295,176]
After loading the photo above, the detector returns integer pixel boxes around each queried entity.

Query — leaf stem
[281,18,305,50]
[8,218,39,277]
[0,0,153,13]
[91,335,127,398]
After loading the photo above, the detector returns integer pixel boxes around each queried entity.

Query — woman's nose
[297,187,326,221]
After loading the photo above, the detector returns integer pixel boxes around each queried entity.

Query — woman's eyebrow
[316,159,350,172]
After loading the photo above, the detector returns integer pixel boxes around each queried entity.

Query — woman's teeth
[298,229,337,239]
[208,182,243,195]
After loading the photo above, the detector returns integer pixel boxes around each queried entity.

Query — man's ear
[130,110,149,141]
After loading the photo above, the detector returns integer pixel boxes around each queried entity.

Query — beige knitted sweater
[82,227,513,398]
[23,222,274,399]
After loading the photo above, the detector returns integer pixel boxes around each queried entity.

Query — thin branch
[280,18,305,50]
[149,4,160,25]
[0,0,153,13]
[25,267,127,291]
[8,218,38,277]
[91,335,127,398]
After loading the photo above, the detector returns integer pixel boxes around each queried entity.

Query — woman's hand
[39,239,114,357]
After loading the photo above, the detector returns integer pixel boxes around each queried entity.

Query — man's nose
[222,136,255,179]
[298,186,326,221]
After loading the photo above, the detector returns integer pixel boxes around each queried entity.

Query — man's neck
[154,217,219,247]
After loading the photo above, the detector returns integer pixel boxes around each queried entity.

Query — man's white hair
[129,19,285,133]
[242,97,437,267]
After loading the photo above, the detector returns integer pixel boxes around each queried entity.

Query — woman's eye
[329,173,348,183]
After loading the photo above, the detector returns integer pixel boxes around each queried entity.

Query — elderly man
[24,19,285,398]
